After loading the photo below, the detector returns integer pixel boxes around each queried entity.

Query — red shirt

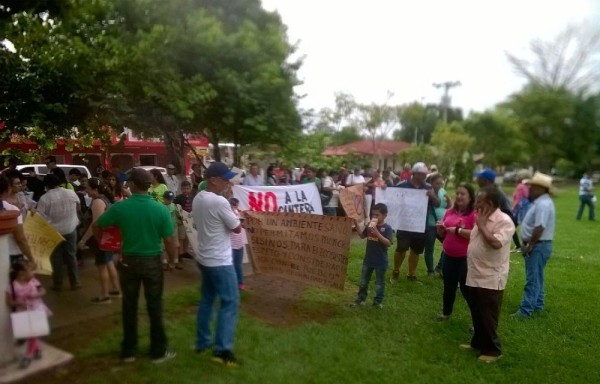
[442,208,476,258]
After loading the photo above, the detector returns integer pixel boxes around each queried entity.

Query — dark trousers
[51,230,79,289]
[118,256,167,359]
[466,286,504,356]
[442,256,467,316]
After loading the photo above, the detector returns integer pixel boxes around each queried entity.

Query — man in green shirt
[93,168,177,364]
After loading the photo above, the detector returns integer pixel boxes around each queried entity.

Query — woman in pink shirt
[435,183,477,320]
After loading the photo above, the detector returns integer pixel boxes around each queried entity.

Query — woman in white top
[321,169,341,216]
[0,175,35,268]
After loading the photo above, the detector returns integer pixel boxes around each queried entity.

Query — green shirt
[148,183,168,203]
[199,180,207,191]
[97,193,174,256]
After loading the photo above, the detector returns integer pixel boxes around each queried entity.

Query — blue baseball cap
[206,162,237,180]
[475,168,496,182]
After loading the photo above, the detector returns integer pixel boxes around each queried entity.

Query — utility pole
[433,81,461,123]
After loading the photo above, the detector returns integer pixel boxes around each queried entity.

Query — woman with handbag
[78,178,121,304]
[5,261,52,369]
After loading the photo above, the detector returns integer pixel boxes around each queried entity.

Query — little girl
[5,261,52,369]
[229,198,248,290]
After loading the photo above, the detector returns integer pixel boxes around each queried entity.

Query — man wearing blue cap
[475,169,520,252]
[192,162,242,366]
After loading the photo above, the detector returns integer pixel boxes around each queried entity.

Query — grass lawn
[78,186,599,384]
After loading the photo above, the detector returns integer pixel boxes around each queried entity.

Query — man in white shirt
[164,164,181,195]
[37,174,81,291]
[346,168,365,186]
[192,162,242,366]
[514,172,556,319]
[242,163,263,186]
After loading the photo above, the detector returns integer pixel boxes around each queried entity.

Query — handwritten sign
[233,184,322,215]
[245,212,353,290]
[23,212,64,275]
[339,184,365,222]
[375,187,428,232]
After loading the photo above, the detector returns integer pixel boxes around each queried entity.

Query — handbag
[0,200,20,235]
[99,226,122,252]
[11,310,50,339]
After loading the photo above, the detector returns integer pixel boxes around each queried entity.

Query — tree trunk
[163,129,185,173]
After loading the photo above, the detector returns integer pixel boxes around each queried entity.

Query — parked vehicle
[10,164,93,179]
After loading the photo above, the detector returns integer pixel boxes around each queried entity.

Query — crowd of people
[2,154,560,367]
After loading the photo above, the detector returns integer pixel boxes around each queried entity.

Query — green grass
[78,186,600,384]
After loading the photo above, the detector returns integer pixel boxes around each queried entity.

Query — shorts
[177,223,187,241]
[395,231,426,254]
[89,239,114,266]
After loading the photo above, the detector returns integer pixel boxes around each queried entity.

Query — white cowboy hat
[528,171,553,191]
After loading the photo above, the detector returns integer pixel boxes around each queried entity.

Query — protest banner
[375,187,428,232]
[232,183,323,215]
[23,212,64,275]
[245,211,353,290]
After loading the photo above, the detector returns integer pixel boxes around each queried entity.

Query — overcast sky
[261,0,599,115]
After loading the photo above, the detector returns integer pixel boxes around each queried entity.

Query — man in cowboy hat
[513,172,555,318]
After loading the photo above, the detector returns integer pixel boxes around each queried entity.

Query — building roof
[322,139,412,156]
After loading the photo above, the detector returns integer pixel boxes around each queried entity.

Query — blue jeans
[576,195,595,220]
[232,248,244,285]
[196,264,239,352]
[357,264,386,305]
[423,226,437,273]
[518,241,552,316]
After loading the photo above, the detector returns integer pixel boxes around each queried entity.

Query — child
[162,190,182,270]
[229,198,248,290]
[174,180,194,259]
[5,261,52,369]
[353,203,393,309]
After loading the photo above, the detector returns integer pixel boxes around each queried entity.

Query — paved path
[37,255,201,330]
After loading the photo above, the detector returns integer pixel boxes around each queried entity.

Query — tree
[0,1,122,160]
[506,24,600,92]
[430,121,475,185]
[501,85,575,172]
[462,110,529,167]
[393,102,462,144]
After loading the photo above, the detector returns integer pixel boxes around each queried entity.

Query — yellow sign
[23,212,64,275]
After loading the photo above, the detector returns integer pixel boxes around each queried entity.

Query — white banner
[375,187,428,232]
[232,183,323,215]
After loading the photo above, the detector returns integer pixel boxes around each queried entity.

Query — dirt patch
[241,274,340,327]
[14,273,340,384]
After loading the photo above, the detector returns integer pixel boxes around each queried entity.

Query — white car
[11,164,93,179]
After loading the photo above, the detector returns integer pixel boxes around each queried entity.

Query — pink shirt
[230,209,248,250]
[442,208,476,257]
[512,183,529,210]
[5,277,52,315]
[466,209,515,290]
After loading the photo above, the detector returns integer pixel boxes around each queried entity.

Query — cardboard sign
[375,187,429,232]
[245,212,353,290]
[339,184,367,232]
[232,184,323,215]
[23,212,64,275]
